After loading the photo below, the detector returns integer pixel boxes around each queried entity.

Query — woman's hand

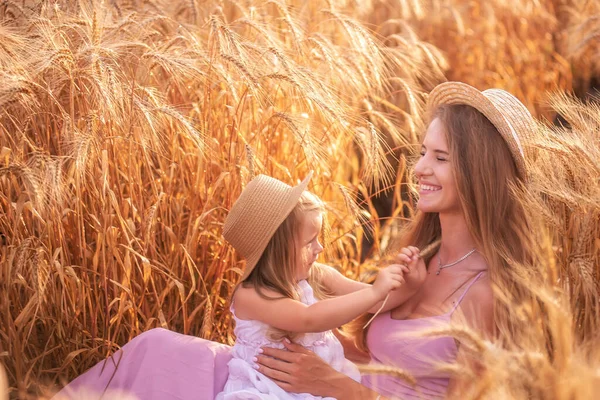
[256,340,352,398]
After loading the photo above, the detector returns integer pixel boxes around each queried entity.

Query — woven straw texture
[426,82,534,181]
[223,172,312,280]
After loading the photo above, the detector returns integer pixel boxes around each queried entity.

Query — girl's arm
[234,264,404,334]
[320,247,427,313]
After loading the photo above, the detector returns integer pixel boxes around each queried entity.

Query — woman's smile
[418,182,442,194]
[414,118,460,214]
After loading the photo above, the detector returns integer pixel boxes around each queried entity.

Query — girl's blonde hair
[239,190,331,340]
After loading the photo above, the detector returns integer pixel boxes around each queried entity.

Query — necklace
[436,248,477,275]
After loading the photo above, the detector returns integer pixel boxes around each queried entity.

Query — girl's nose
[315,240,324,254]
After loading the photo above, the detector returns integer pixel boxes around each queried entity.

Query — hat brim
[426,82,528,181]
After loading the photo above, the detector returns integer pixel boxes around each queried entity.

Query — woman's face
[295,210,324,280]
[414,118,461,215]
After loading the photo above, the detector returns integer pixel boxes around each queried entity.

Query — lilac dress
[54,275,482,400]
[362,271,485,399]
[53,280,359,400]
[217,279,361,399]
[53,328,233,400]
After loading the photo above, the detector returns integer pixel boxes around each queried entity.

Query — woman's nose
[414,155,429,178]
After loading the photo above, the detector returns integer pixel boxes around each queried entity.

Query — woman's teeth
[420,184,441,191]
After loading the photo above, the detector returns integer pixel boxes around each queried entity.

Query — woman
[251,81,542,399]
[54,82,542,400]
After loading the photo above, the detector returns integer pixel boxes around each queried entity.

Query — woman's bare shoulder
[458,273,494,335]
[464,275,493,305]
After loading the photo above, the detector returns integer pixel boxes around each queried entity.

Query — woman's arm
[256,340,386,399]
[447,275,494,395]
[235,264,405,333]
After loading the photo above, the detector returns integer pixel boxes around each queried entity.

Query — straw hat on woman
[253,81,546,400]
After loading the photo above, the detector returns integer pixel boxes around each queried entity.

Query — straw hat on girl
[426,81,535,182]
[223,172,313,281]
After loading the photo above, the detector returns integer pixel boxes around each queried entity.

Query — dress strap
[450,271,486,313]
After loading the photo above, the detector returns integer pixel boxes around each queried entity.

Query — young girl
[217,172,409,400]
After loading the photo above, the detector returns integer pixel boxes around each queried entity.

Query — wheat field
[0,0,598,399]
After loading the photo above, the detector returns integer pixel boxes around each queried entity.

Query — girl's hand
[372,264,407,299]
[396,246,426,289]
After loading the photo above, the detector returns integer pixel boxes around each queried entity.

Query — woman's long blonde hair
[352,104,548,351]
[238,190,331,340]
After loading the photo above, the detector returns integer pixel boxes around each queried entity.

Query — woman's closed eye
[419,150,449,162]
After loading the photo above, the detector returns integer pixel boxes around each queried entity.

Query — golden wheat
[1,1,599,399]
[0,0,436,397]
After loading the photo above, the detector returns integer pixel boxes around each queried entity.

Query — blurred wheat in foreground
[0,0,599,399]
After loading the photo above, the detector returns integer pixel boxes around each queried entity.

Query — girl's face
[414,118,461,215]
[296,210,324,280]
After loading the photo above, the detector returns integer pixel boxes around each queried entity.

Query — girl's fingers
[390,265,408,279]
[395,254,412,265]
[408,246,420,257]
[400,248,414,257]
[398,247,421,261]
[393,264,406,272]
[391,264,409,275]
[399,254,412,262]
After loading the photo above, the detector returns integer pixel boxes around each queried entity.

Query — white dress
[216,280,361,400]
